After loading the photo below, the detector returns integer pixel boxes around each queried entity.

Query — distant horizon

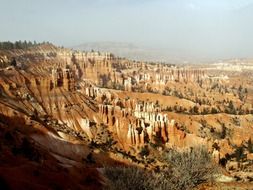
[70,41,253,63]
[1,39,253,63]
[1,0,253,61]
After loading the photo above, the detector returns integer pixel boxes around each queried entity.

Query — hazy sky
[1,0,253,60]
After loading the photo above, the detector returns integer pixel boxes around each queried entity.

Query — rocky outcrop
[0,43,252,164]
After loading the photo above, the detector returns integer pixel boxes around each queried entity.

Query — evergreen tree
[248,138,253,153]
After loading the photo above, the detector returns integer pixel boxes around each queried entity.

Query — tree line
[0,40,50,50]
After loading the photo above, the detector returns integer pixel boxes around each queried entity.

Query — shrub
[211,107,218,114]
[103,166,152,190]
[248,138,253,153]
[233,146,246,162]
[104,147,217,190]
[193,106,199,114]
[220,123,227,139]
[160,146,217,190]
[139,145,150,157]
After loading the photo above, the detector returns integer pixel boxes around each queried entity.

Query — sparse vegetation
[104,146,217,190]
[247,138,253,153]
[160,146,217,190]
[139,145,150,157]
[233,146,246,162]
[103,166,153,190]
[0,40,253,189]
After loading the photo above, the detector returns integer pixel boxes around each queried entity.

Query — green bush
[139,145,150,157]
[248,138,253,153]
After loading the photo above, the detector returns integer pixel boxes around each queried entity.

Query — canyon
[0,43,253,189]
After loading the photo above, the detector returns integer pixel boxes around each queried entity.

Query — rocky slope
[0,44,253,189]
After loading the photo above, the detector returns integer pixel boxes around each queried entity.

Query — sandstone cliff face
[0,46,200,151]
[0,44,252,167]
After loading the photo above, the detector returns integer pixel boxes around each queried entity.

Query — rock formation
[0,43,253,187]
